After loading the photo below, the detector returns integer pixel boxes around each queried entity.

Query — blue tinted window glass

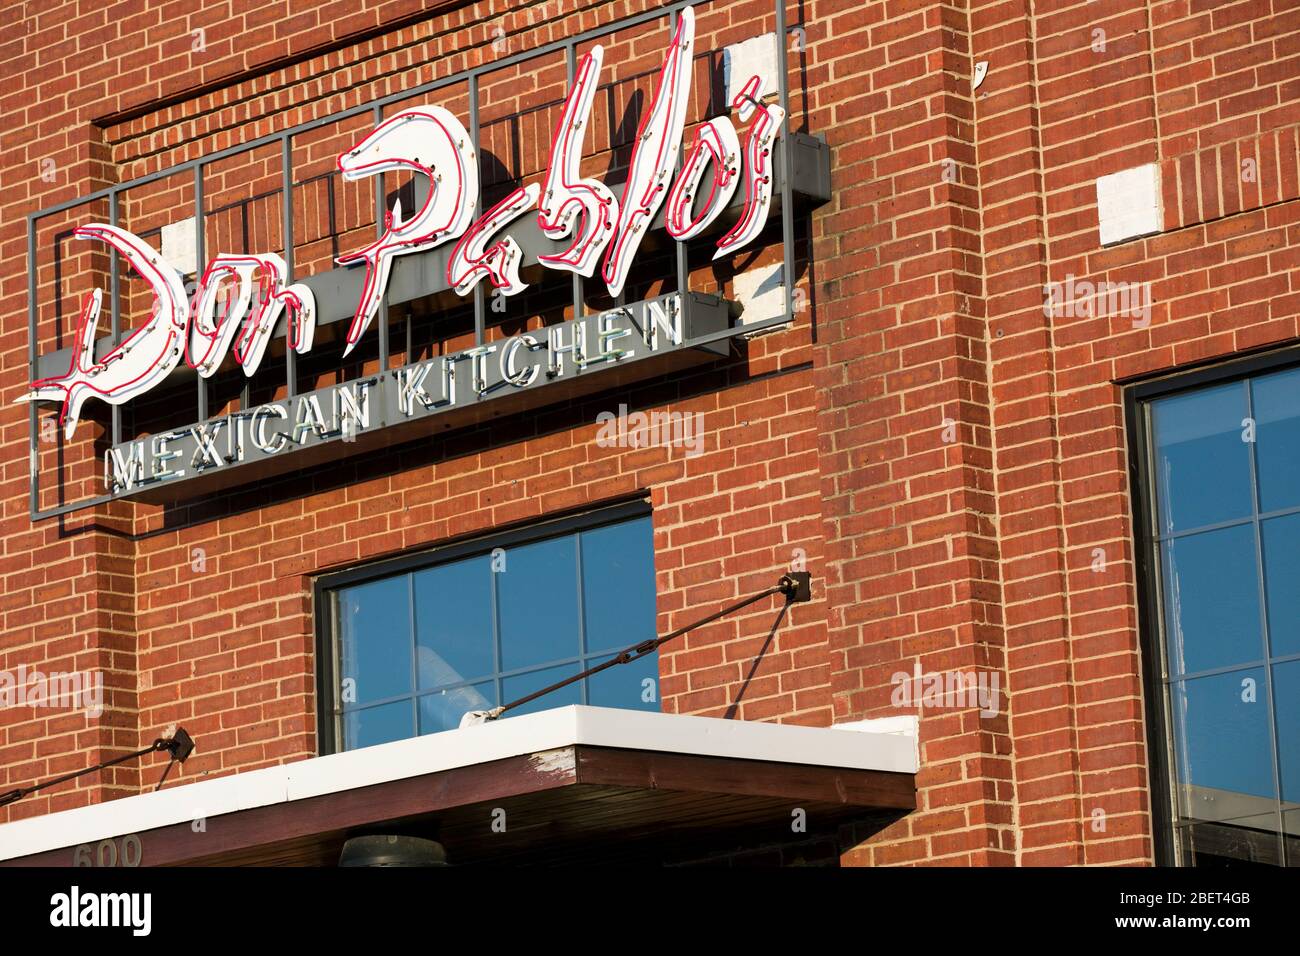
[414,556,494,689]
[418,680,496,735]
[1152,381,1252,533]
[337,576,411,705]
[497,536,581,670]
[582,516,657,654]
[1173,669,1276,824]
[333,514,659,752]
[1261,514,1300,659]
[501,664,582,717]
[1254,367,1300,513]
[1273,660,1300,805]
[1161,525,1263,675]
[344,700,413,750]
[587,652,659,711]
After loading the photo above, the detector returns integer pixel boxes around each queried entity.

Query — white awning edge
[0,705,917,862]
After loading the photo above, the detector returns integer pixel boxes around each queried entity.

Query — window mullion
[1245,378,1289,865]
[1146,400,1186,865]
[491,553,502,716]
[409,572,419,738]
[576,531,588,706]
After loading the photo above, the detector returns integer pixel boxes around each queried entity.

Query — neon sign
[23,8,790,500]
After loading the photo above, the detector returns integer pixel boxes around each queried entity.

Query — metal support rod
[0,729,195,807]
[194,166,207,421]
[109,190,122,445]
[567,43,584,324]
[478,572,812,721]
[373,104,389,369]
[26,219,38,517]
[470,75,485,348]
[775,0,797,325]
[283,135,296,398]
[239,173,251,410]
[670,9,689,302]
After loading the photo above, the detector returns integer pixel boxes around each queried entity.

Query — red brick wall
[0,0,831,824]
[809,0,1015,866]
[2,0,1298,868]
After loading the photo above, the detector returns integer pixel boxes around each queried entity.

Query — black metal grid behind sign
[24,0,806,520]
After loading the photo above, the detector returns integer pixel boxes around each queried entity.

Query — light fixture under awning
[0,706,917,867]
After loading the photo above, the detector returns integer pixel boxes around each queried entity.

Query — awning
[0,706,917,866]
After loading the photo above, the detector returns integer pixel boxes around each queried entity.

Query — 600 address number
[72,834,142,867]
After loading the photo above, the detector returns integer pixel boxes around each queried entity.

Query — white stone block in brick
[734,262,788,333]
[161,216,199,276]
[723,32,778,103]
[1095,163,1164,246]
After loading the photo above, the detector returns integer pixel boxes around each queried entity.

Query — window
[315,505,660,753]
[1131,355,1300,867]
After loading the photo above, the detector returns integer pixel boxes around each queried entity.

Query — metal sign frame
[23,0,809,520]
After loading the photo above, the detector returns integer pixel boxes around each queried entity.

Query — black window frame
[1125,344,1300,867]
[313,498,653,756]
